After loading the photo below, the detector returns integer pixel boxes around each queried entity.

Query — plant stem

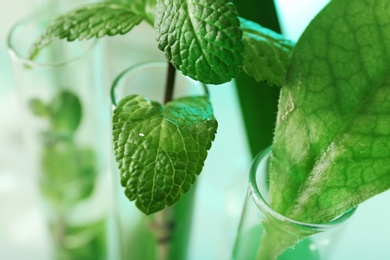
[164,62,176,104]
[255,219,311,260]
[150,208,175,260]
[150,62,176,260]
[150,185,197,260]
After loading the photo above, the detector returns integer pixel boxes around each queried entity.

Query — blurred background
[1,0,389,259]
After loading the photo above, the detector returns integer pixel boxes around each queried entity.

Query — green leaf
[29,2,144,60]
[41,140,98,205]
[29,98,49,117]
[155,0,243,84]
[59,219,107,260]
[28,90,82,134]
[49,90,82,133]
[270,0,390,224]
[144,0,157,24]
[110,0,156,23]
[112,94,217,214]
[240,17,294,87]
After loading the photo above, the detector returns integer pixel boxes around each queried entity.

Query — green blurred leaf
[110,0,156,23]
[240,17,294,87]
[40,140,97,204]
[29,2,144,60]
[59,220,107,260]
[29,98,49,117]
[112,94,217,214]
[48,90,82,133]
[155,0,243,84]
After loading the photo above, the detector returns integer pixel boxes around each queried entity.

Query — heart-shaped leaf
[112,94,217,214]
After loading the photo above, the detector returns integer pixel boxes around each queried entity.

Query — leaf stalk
[164,62,176,104]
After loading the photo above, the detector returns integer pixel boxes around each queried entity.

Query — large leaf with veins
[270,0,390,224]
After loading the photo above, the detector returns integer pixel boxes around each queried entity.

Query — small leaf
[29,98,49,117]
[155,0,243,84]
[49,90,82,133]
[240,17,294,87]
[29,2,144,60]
[41,140,97,204]
[112,94,217,214]
[62,220,106,259]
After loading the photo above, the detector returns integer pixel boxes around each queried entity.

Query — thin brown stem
[164,62,176,104]
[149,207,175,260]
[150,62,176,260]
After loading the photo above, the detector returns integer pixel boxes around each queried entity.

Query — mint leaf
[60,219,107,260]
[29,2,144,60]
[155,0,243,84]
[270,0,390,224]
[41,141,97,204]
[29,90,82,134]
[111,0,156,23]
[29,98,49,117]
[240,17,294,87]
[112,95,217,214]
[143,0,158,24]
[48,90,82,133]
